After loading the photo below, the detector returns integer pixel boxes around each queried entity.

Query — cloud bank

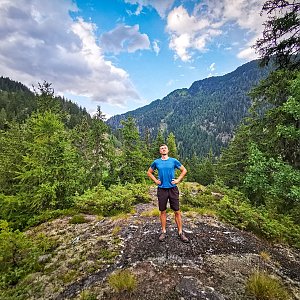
[0,0,140,106]
[166,0,266,62]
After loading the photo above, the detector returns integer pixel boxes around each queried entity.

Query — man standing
[147,144,189,243]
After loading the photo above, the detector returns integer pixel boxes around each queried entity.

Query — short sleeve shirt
[150,157,182,188]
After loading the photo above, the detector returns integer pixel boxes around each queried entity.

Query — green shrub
[246,271,291,300]
[181,183,300,248]
[0,194,32,230]
[69,214,88,224]
[108,269,137,293]
[79,290,97,300]
[26,208,77,228]
[0,220,39,287]
[125,183,151,203]
[74,183,136,216]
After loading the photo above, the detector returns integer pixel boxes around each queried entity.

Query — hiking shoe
[159,232,166,242]
[178,232,189,243]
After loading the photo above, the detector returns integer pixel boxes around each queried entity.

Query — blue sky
[0,0,268,118]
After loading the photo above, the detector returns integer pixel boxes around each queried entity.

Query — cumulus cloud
[0,0,140,106]
[124,0,175,18]
[166,5,221,61]
[166,0,266,62]
[100,24,150,54]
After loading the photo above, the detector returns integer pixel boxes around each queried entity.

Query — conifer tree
[119,117,146,183]
[152,130,165,158]
[167,132,178,159]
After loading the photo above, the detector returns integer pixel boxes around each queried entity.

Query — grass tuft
[141,208,160,217]
[246,271,291,300]
[259,251,271,262]
[69,214,88,224]
[108,269,137,293]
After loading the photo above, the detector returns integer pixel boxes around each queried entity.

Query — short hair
[159,144,168,148]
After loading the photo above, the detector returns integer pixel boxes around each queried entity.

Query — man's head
[159,144,169,156]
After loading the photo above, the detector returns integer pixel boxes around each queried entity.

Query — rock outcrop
[25,188,300,300]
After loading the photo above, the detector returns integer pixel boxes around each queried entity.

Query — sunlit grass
[69,214,88,224]
[108,269,137,293]
[112,225,121,236]
[181,205,217,217]
[246,271,291,300]
[259,251,271,262]
[111,210,134,220]
[141,208,160,217]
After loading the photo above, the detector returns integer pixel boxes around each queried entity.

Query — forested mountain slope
[0,77,91,128]
[107,60,272,158]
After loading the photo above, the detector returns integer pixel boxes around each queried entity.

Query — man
[147,144,189,243]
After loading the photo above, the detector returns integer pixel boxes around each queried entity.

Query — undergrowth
[180,182,300,248]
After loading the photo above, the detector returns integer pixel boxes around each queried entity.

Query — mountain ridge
[107,59,272,158]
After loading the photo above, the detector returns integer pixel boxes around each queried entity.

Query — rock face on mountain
[107,60,272,158]
[26,188,299,300]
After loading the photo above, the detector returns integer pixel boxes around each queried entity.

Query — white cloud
[209,63,216,71]
[100,24,150,54]
[153,39,160,55]
[0,0,140,106]
[124,0,175,18]
[166,5,221,61]
[166,0,266,62]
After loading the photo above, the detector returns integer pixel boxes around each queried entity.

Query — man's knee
[160,210,167,215]
[174,210,181,216]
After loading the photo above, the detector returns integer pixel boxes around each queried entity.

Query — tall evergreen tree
[119,117,146,183]
[89,106,109,185]
[152,130,165,158]
[167,132,178,159]
[254,0,300,70]
[17,112,84,211]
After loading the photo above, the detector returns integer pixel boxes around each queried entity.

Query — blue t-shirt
[150,157,182,188]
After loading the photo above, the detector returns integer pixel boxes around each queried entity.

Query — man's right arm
[147,167,161,185]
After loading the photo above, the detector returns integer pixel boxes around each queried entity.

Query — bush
[246,271,291,300]
[74,183,135,216]
[69,214,88,224]
[181,183,300,248]
[0,221,39,287]
[108,269,137,293]
[125,183,151,204]
[0,194,32,230]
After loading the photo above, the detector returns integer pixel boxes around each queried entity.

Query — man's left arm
[171,165,187,184]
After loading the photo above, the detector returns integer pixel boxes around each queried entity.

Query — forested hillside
[107,60,272,158]
[0,77,91,128]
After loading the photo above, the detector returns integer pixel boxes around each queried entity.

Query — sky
[0,0,269,118]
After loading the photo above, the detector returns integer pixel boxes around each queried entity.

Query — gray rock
[175,276,225,300]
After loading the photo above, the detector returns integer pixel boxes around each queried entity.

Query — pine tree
[89,106,109,185]
[119,117,146,183]
[152,130,165,159]
[167,132,178,159]
[254,0,300,70]
[17,112,84,211]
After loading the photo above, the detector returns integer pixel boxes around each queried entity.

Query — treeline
[0,81,180,229]
[0,78,91,128]
[188,0,300,227]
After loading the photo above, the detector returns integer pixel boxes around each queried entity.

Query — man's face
[159,145,169,155]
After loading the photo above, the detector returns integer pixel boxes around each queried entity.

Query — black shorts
[157,187,180,211]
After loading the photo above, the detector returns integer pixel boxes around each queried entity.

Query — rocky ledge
[26,188,300,300]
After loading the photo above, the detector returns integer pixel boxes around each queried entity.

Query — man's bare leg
[160,210,167,233]
[174,210,182,234]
